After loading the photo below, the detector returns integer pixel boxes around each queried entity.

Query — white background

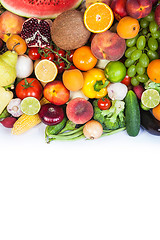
[0,124,160,240]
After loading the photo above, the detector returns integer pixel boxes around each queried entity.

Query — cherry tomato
[41,52,55,61]
[28,47,40,60]
[56,61,66,74]
[67,65,76,70]
[15,78,43,100]
[121,74,131,86]
[66,50,74,62]
[97,98,111,110]
[54,49,66,61]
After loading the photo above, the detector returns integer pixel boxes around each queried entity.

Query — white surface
[0,124,160,240]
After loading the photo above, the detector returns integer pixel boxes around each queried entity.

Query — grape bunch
[124,10,160,86]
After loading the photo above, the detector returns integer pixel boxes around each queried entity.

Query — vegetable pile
[1,0,160,142]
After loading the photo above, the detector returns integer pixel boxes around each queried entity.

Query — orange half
[84,2,114,33]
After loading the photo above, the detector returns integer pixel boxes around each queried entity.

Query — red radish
[0,117,17,128]
[133,85,144,99]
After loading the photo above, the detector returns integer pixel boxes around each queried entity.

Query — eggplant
[140,108,160,136]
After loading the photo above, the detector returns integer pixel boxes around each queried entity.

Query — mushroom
[7,98,23,117]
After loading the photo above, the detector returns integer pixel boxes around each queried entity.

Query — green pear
[0,50,18,87]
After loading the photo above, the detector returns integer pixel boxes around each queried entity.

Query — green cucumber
[45,117,67,137]
[125,90,140,137]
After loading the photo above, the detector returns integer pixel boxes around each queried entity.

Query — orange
[35,59,58,83]
[62,69,84,91]
[117,16,140,39]
[152,104,160,121]
[84,2,114,33]
[73,46,97,71]
[6,34,27,55]
[147,59,160,83]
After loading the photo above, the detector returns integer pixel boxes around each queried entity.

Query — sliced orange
[84,2,114,33]
[35,59,58,83]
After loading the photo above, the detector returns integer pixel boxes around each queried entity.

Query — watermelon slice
[0,0,83,19]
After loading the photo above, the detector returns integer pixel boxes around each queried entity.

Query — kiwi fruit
[51,9,91,50]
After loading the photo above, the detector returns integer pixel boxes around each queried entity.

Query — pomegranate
[21,18,51,47]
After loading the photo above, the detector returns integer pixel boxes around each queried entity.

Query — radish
[0,117,17,128]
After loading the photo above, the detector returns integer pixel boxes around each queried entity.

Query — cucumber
[45,117,67,136]
[125,90,140,137]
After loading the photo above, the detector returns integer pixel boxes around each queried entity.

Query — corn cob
[11,97,49,135]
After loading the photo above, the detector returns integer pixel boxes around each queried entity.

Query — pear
[0,50,18,87]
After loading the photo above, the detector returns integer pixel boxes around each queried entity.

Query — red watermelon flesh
[0,0,83,19]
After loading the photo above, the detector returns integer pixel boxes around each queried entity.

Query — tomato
[67,65,76,70]
[41,52,55,61]
[66,50,74,62]
[28,47,40,60]
[56,61,66,74]
[15,78,43,100]
[54,49,66,61]
[121,74,131,86]
[97,98,111,110]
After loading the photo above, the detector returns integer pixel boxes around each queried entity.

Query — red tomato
[28,47,40,60]
[56,61,66,74]
[67,65,76,70]
[16,78,43,100]
[121,74,131,86]
[54,49,66,61]
[98,98,111,110]
[41,52,55,61]
[66,50,74,62]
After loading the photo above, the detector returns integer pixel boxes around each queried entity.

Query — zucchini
[125,90,140,136]
[45,117,67,136]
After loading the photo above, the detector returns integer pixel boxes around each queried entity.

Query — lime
[20,97,41,115]
[104,61,126,83]
[141,89,160,109]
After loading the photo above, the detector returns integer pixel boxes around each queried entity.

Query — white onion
[107,83,128,100]
[83,120,103,140]
[16,54,34,78]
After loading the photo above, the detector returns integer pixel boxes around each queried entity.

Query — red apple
[151,0,158,5]
[43,80,70,105]
[110,0,128,21]
[155,5,160,26]
[126,0,152,19]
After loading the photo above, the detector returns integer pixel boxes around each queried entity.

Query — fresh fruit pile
[0,0,160,142]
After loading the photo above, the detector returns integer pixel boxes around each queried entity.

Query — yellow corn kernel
[12,114,41,135]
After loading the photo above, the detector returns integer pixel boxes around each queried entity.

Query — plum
[66,98,94,124]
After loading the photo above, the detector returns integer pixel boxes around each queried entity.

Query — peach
[66,98,94,124]
[0,11,25,42]
[126,0,152,19]
[91,30,126,61]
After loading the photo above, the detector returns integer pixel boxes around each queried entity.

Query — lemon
[141,89,160,109]
[35,59,58,83]
[20,97,41,115]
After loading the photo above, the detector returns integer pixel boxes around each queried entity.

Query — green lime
[141,89,160,109]
[20,97,41,115]
[104,61,126,83]
[140,102,150,111]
